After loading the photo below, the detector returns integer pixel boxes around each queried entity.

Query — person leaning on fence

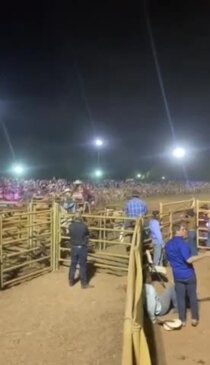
[143,270,177,324]
[165,222,210,327]
[124,190,148,253]
[149,210,164,266]
[68,211,94,289]
[124,190,148,218]
[184,209,198,256]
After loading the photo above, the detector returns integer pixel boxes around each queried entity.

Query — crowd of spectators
[0,177,210,206]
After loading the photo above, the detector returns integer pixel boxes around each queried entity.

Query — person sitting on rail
[165,222,210,327]
[61,188,76,212]
[72,180,84,202]
[143,270,177,324]
[149,210,164,266]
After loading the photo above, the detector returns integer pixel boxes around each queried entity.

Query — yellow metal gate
[0,204,53,288]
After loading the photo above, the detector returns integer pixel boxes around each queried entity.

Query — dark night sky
[0,0,210,179]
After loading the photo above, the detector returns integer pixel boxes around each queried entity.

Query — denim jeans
[69,246,88,285]
[153,240,162,266]
[175,274,199,321]
[158,286,177,315]
[188,229,198,255]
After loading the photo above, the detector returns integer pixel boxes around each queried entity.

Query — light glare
[95,138,103,147]
[173,147,186,159]
[12,164,24,175]
[95,169,103,177]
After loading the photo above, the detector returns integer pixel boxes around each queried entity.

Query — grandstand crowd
[0,177,210,206]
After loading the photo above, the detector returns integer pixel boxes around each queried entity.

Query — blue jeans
[69,246,88,285]
[153,240,162,266]
[158,285,177,315]
[188,229,198,255]
[175,274,199,321]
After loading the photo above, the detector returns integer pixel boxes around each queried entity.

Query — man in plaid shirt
[123,191,148,254]
[125,190,148,217]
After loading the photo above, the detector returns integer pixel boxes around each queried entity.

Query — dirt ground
[146,260,210,365]
[1,193,210,365]
[0,269,126,365]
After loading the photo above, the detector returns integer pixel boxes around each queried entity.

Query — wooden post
[196,199,199,250]
[169,211,173,238]
[0,215,3,289]
[53,202,60,271]
[159,202,163,216]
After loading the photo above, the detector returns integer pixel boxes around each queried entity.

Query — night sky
[0,0,210,179]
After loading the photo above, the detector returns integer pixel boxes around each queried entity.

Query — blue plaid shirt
[125,197,148,217]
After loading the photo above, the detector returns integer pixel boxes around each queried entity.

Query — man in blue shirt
[165,222,210,327]
[149,210,164,266]
[124,191,148,253]
[125,190,148,218]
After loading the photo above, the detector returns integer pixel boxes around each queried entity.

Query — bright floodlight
[95,138,103,147]
[95,169,103,177]
[161,176,166,180]
[12,164,24,175]
[137,173,141,178]
[173,147,186,159]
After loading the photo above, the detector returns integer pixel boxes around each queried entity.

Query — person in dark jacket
[69,211,93,289]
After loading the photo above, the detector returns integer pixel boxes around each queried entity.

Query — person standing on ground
[69,211,93,289]
[149,210,164,266]
[165,222,210,327]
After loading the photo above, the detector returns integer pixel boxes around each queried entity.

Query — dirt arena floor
[1,193,210,365]
[147,260,210,365]
[0,269,126,365]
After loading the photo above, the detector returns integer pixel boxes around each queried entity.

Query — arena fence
[0,203,52,288]
[196,200,210,250]
[0,198,204,364]
[57,205,135,274]
[160,197,195,215]
[122,218,151,365]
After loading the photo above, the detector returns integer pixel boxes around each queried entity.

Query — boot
[81,283,94,289]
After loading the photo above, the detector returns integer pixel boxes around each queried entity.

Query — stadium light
[172,147,186,159]
[95,138,103,147]
[94,169,103,178]
[136,173,142,179]
[12,164,24,176]
[161,176,166,180]
[94,138,104,167]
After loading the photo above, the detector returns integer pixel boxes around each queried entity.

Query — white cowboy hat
[73,180,82,185]
[162,319,182,331]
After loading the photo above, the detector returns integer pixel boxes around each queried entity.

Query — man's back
[69,220,89,246]
[125,197,147,217]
